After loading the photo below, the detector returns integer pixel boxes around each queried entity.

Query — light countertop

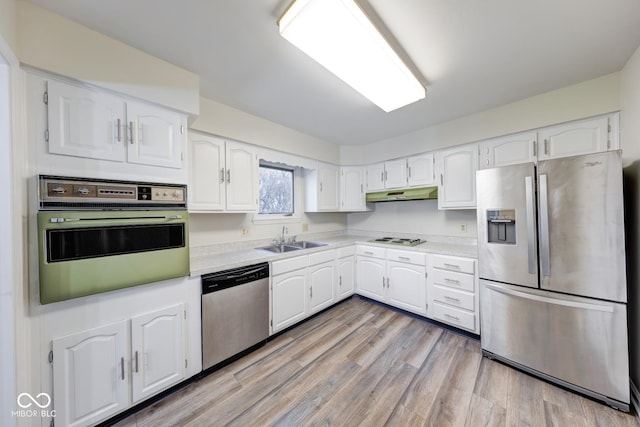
[190,233,477,277]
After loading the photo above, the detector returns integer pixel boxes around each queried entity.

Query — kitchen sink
[288,241,328,249]
[256,241,327,253]
[257,244,301,253]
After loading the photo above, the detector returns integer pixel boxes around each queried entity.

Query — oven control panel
[39,175,187,209]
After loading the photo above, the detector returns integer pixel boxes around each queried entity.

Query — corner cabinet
[47,79,185,169]
[436,144,478,209]
[52,304,185,427]
[305,163,340,212]
[188,131,258,212]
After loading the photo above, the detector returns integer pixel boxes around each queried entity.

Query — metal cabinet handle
[440,174,443,186]
[120,357,125,380]
[532,140,537,157]
[116,118,121,142]
[364,251,374,255]
[444,295,461,303]
[525,176,536,275]
[226,169,231,184]
[384,170,388,181]
[380,171,384,182]
[539,174,551,277]
[320,182,323,192]
[339,276,342,286]
[444,278,461,285]
[134,351,139,373]
[129,121,134,144]
[220,168,225,183]
[443,263,460,270]
[310,286,313,298]
[444,313,461,322]
[544,139,549,155]
[398,256,411,261]
[382,277,385,288]
[407,166,412,178]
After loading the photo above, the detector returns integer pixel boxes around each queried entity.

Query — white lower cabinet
[52,304,185,427]
[427,254,479,333]
[336,246,356,300]
[356,246,427,316]
[308,261,336,314]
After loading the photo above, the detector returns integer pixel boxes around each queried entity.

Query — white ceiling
[25,0,640,146]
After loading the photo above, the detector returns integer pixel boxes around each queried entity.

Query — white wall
[15,0,199,115]
[0,0,14,50]
[191,97,340,165]
[620,43,640,402]
[341,73,621,164]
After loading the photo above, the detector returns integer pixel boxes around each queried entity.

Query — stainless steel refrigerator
[477,150,629,410]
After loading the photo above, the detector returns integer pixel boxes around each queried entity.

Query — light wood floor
[111,297,639,427]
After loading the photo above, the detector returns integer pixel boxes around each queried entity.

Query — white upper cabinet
[225,141,259,211]
[365,162,386,191]
[305,163,340,212]
[537,115,616,161]
[126,100,185,169]
[384,158,408,189]
[437,144,478,210]
[47,80,126,163]
[340,166,366,211]
[407,153,435,186]
[188,132,258,212]
[478,113,619,168]
[478,131,537,169]
[46,79,186,169]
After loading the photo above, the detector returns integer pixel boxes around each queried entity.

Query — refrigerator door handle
[539,174,551,277]
[484,282,614,313]
[525,176,536,275]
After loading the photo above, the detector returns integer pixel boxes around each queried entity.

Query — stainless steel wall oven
[37,175,189,304]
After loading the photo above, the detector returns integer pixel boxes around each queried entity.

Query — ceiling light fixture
[278,0,426,112]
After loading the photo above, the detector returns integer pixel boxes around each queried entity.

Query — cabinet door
[47,80,126,162]
[407,153,435,186]
[272,269,308,332]
[384,158,408,189]
[366,162,386,191]
[225,141,258,211]
[537,116,611,161]
[340,166,365,211]
[356,256,385,301]
[308,261,336,314]
[52,320,129,427]
[387,261,427,315]
[437,145,478,209]
[318,163,340,210]
[337,256,356,300]
[478,131,537,169]
[131,304,185,403]
[188,133,226,211]
[126,100,185,169]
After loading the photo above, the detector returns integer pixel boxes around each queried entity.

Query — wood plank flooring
[111,297,639,427]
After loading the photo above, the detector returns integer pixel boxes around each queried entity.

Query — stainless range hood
[365,186,438,203]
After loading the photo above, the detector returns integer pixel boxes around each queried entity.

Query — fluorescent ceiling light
[278,0,426,112]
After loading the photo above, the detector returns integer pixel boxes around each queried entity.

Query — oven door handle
[49,214,184,223]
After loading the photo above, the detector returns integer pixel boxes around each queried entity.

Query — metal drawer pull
[444,296,461,303]
[364,251,374,255]
[398,256,411,261]
[444,278,461,285]
[120,357,125,380]
[444,313,461,322]
[444,263,460,270]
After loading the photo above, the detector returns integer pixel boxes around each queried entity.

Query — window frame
[253,161,301,224]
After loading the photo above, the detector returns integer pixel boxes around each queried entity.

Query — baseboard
[631,381,639,419]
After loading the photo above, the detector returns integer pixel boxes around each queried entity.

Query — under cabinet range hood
[365,186,438,203]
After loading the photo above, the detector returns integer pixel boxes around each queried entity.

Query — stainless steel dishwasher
[201,262,270,370]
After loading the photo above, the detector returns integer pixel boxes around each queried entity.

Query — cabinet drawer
[271,255,308,275]
[431,254,475,274]
[433,302,476,331]
[338,245,355,258]
[356,245,386,259]
[431,268,475,292]
[308,249,336,266]
[432,285,475,311]
[386,249,426,266]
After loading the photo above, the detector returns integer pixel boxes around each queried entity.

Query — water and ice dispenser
[486,209,516,244]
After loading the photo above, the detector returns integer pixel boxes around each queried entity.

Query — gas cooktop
[368,237,426,246]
